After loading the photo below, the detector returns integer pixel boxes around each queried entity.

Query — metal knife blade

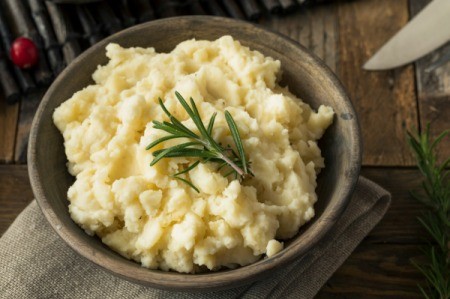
[364,0,450,70]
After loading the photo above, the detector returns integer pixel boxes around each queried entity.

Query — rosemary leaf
[158,97,172,117]
[173,161,200,176]
[145,135,179,150]
[169,116,199,139]
[223,168,235,178]
[174,92,207,139]
[217,161,228,171]
[172,176,200,193]
[152,120,191,138]
[147,92,253,191]
[189,96,220,150]
[152,148,216,159]
[207,112,217,135]
[407,125,449,299]
[225,110,248,175]
[150,141,202,166]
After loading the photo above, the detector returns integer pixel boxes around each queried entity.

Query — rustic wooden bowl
[28,16,361,291]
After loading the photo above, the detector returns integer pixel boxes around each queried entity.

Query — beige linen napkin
[0,176,390,299]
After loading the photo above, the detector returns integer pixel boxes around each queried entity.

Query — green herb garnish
[407,124,449,299]
[146,92,253,192]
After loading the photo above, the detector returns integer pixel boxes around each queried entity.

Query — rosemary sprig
[146,92,252,191]
[407,124,450,299]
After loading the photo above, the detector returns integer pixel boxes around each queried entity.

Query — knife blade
[364,0,450,70]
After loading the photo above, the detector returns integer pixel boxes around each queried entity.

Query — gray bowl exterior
[28,16,361,291]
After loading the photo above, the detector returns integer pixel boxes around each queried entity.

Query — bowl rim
[28,15,362,291]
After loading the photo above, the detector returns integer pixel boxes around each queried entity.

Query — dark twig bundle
[92,2,123,35]
[76,5,104,46]
[0,4,35,93]
[0,36,20,103]
[241,0,262,20]
[152,0,179,18]
[27,0,65,76]
[220,0,245,20]
[187,0,207,15]
[279,0,297,11]
[201,0,227,16]
[45,1,81,65]
[5,0,53,86]
[0,0,331,102]
[109,0,136,28]
[260,0,282,14]
[129,0,155,23]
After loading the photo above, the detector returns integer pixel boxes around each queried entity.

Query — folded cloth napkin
[0,176,390,299]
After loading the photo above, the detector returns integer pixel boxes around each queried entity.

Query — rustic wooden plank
[317,244,423,298]
[14,90,45,163]
[263,1,418,166]
[337,0,418,166]
[0,96,19,163]
[309,7,325,63]
[322,5,338,73]
[410,0,450,163]
[362,168,427,244]
[0,165,33,236]
[260,10,311,45]
[298,12,311,53]
[261,4,338,72]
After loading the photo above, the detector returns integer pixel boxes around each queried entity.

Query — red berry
[10,37,39,69]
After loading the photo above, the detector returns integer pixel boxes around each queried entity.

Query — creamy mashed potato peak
[53,36,334,273]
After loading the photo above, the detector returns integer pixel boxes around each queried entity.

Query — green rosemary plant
[146,92,252,192]
[407,125,449,299]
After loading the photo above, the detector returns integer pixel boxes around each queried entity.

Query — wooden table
[0,0,449,297]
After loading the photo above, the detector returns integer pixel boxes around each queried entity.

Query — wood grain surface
[361,168,427,244]
[261,4,338,72]
[0,98,18,163]
[318,244,424,298]
[337,0,418,166]
[14,90,45,163]
[410,0,450,162]
[0,165,33,234]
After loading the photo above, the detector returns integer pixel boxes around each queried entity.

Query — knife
[364,0,450,70]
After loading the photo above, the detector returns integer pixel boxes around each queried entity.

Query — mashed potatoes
[53,36,334,273]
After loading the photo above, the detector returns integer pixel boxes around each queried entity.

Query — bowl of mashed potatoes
[29,16,361,291]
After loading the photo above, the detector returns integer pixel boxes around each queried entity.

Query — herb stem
[147,92,252,190]
[218,152,245,177]
[407,124,449,299]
